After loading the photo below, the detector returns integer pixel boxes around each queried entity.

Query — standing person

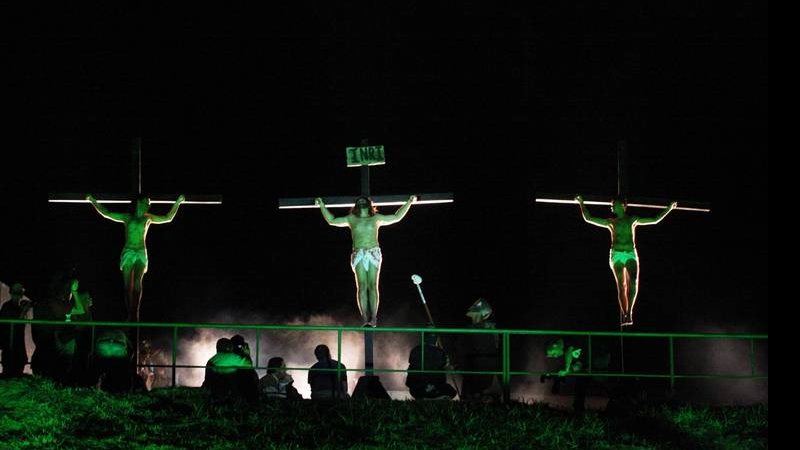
[459,298,502,402]
[30,271,72,379]
[0,283,32,377]
[63,278,95,386]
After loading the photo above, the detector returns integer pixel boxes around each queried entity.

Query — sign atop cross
[278,138,453,398]
[279,139,453,209]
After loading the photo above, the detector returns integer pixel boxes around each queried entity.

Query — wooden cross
[278,138,453,398]
[48,137,223,371]
[535,140,711,321]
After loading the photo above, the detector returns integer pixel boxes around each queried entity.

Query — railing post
[421,331,425,372]
[668,336,675,391]
[750,338,756,377]
[337,328,343,395]
[587,335,593,374]
[502,332,511,403]
[255,329,260,369]
[172,326,178,388]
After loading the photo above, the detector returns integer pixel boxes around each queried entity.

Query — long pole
[411,274,461,398]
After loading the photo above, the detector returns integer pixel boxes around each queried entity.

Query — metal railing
[1,319,768,397]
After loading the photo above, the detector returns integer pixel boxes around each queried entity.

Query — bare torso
[348,214,381,249]
[124,215,151,250]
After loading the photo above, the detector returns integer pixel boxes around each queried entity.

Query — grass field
[0,376,767,450]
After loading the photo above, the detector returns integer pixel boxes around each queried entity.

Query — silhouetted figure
[230,334,253,365]
[203,337,258,403]
[93,328,142,392]
[542,338,587,414]
[60,278,96,386]
[406,333,457,400]
[459,298,502,402]
[259,357,302,399]
[0,283,31,377]
[308,344,349,400]
[30,271,72,380]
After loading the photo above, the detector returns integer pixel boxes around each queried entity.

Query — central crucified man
[316,195,416,327]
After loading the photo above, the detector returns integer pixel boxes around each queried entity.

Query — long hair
[350,196,377,216]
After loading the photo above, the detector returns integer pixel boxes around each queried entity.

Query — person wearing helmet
[459,298,503,401]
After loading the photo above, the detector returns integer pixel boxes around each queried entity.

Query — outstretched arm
[316,198,349,227]
[378,195,417,226]
[86,194,127,223]
[69,279,90,315]
[575,195,610,228]
[150,195,185,224]
[636,201,677,226]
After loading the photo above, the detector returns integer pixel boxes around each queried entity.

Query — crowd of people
[2,276,605,412]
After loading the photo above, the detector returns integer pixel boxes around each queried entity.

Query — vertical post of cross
[279,139,452,398]
[49,136,223,381]
[349,138,385,376]
[132,137,143,195]
[360,138,371,197]
[617,139,628,200]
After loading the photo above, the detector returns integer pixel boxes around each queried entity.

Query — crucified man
[316,195,416,327]
[575,195,677,326]
[87,194,184,321]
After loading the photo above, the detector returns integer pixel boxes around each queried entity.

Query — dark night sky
[4,3,767,334]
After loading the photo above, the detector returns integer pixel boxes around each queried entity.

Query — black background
[4,3,767,335]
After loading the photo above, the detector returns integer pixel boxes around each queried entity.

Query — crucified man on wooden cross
[574,195,677,326]
[86,193,185,321]
[315,194,417,327]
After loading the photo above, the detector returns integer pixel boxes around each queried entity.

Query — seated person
[93,329,142,392]
[230,334,253,365]
[308,344,349,400]
[203,337,258,401]
[405,332,457,400]
[259,357,302,399]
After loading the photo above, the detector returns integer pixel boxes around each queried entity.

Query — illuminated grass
[1,377,766,449]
